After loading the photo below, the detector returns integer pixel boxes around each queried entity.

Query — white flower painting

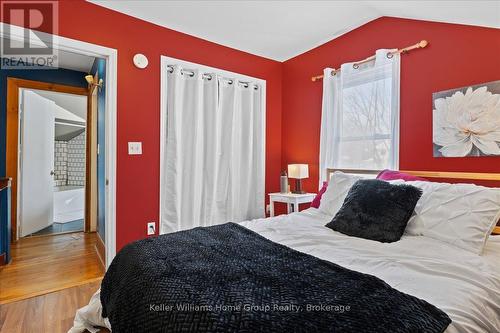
[433,80,500,157]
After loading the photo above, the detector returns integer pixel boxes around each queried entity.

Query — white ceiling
[55,49,95,73]
[26,89,87,140]
[31,89,87,120]
[89,1,500,61]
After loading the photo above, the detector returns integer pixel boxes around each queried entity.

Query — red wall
[282,17,500,193]
[4,4,500,249]
[1,0,282,250]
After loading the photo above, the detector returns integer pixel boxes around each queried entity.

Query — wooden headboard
[326,168,500,235]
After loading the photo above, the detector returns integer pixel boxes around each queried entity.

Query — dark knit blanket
[101,223,451,333]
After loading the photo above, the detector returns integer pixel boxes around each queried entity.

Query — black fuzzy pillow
[325,179,422,243]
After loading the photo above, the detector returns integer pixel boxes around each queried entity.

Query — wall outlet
[128,142,142,155]
[147,222,156,235]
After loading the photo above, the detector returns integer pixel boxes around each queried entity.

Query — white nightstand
[268,192,316,217]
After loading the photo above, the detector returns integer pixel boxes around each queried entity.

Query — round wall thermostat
[133,53,148,69]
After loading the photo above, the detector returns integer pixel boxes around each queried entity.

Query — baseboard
[95,232,105,270]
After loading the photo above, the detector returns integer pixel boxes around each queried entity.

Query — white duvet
[242,209,500,333]
[70,209,500,333]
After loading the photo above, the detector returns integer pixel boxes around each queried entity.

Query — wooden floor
[0,232,104,304]
[0,280,109,333]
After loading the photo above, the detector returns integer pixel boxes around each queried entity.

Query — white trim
[159,56,266,234]
[1,23,117,267]
[159,57,168,235]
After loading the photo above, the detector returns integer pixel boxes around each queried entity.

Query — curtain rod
[311,40,428,82]
[167,65,259,90]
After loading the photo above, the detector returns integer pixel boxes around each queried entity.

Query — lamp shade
[288,164,309,179]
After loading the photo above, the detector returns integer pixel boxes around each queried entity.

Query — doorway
[19,89,88,237]
[1,77,104,303]
[6,79,98,240]
[0,23,117,270]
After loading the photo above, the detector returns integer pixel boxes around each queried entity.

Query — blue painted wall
[0,185,11,263]
[0,63,86,262]
[91,58,106,241]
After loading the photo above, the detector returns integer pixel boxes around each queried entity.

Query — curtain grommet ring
[387,53,394,59]
[330,71,336,76]
[353,64,359,69]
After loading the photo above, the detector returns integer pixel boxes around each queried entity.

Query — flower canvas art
[433,80,500,157]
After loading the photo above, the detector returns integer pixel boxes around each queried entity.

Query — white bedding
[70,209,500,333]
[241,209,500,333]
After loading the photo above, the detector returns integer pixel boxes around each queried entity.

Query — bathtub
[53,185,85,223]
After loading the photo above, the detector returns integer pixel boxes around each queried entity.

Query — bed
[70,169,500,333]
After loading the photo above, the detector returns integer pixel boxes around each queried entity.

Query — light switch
[128,142,142,155]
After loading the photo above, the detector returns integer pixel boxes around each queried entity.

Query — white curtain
[161,66,265,234]
[319,49,400,186]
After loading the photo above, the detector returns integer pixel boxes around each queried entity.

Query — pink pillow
[311,181,328,208]
[376,169,427,182]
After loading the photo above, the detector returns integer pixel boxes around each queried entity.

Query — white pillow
[319,172,362,217]
[405,180,500,255]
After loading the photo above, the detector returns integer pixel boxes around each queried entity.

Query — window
[319,50,400,184]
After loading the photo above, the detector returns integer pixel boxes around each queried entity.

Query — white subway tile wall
[53,131,86,187]
[68,131,86,186]
[54,141,68,187]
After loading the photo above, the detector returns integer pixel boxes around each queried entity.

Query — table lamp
[288,164,309,194]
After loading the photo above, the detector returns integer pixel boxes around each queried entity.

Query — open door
[19,90,55,237]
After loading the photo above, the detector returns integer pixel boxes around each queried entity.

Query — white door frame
[1,23,117,267]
